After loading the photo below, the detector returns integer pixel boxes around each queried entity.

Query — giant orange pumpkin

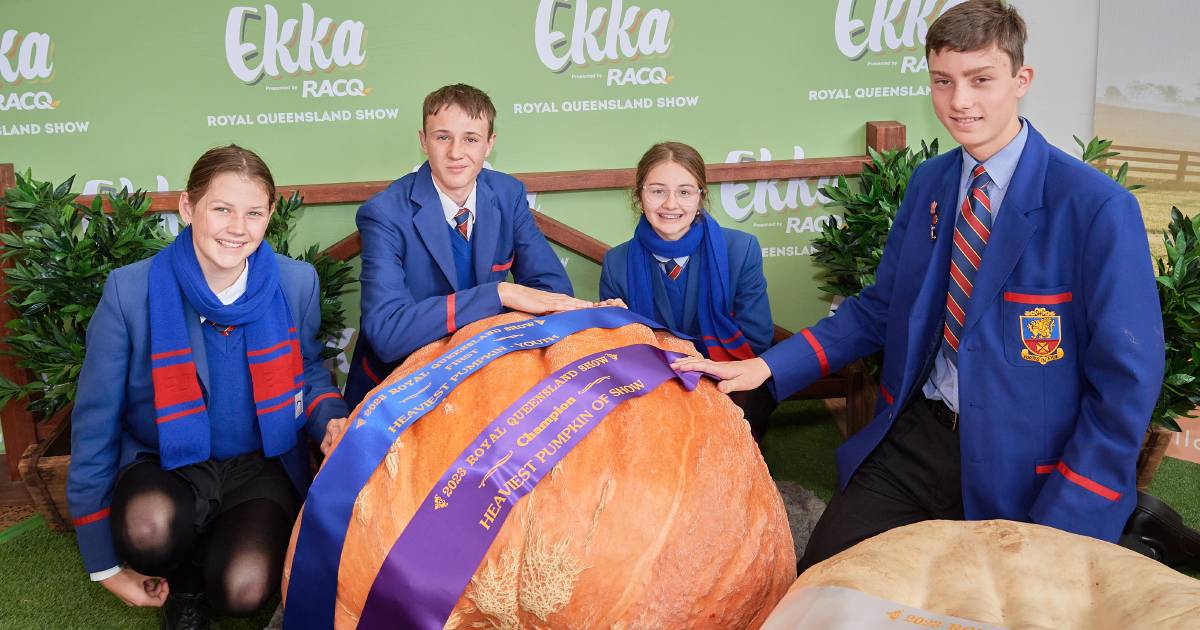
[284,312,795,628]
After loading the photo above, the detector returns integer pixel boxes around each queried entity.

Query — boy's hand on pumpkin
[321,417,349,455]
[101,568,169,607]
[670,356,771,394]
[498,282,593,314]
[594,298,628,309]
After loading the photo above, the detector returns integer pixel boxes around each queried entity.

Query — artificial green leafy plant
[812,139,940,298]
[1151,207,1200,432]
[0,173,355,419]
[810,140,940,378]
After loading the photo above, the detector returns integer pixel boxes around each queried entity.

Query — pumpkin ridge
[603,381,699,621]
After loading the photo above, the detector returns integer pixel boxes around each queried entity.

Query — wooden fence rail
[1102,144,1200,184]
[0,120,906,479]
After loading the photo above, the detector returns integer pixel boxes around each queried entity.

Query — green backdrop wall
[0,0,961,376]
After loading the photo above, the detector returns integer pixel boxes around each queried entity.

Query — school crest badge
[1020,307,1064,364]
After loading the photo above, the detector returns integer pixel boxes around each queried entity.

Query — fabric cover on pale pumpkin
[766,519,1200,630]
[284,312,795,629]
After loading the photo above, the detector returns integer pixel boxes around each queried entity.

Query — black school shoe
[1119,491,1200,569]
[161,592,210,630]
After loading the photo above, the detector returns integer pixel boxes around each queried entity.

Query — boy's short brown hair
[422,83,497,135]
[926,0,1027,75]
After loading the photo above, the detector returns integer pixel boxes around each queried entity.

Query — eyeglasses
[641,185,702,205]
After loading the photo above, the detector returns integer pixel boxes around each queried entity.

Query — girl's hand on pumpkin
[101,568,169,607]
[321,417,349,456]
[498,282,593,314]
[594,298,628,309]
[670,357,772,394]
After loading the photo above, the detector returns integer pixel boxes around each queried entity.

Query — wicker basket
[17,405,73,532]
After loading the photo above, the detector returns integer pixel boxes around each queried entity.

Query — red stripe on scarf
[248,339,292,357]
[157,404,206,424]
[702,330,745,345]
[151,348,191,361]
[248,351,300,403]
[152,362,204,409]
[258,396,295,416]
[707,342,755,362]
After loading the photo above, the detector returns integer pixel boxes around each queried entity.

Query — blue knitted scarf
[625,214,754,361]
[147,226,303,469]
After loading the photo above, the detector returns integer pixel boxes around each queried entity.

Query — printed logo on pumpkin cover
[534,0,673,87]
[225,3,370,99]
[1019,307,1065,365]
[0,29,59,112]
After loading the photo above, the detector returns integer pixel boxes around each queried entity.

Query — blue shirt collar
[961,117,1028,190]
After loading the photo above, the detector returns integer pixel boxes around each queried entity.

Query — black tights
[109,462,293,617]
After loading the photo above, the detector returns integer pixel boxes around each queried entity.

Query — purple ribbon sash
[356,343,700,628]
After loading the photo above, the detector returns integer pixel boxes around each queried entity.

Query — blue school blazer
[343,162,572,407]
[598,226,774,357]
[762,123,1164,542]
[67,254,349,573]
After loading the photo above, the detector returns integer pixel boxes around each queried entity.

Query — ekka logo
[225,3,370,98]
[0,29,58,111]
[534,0,673,87]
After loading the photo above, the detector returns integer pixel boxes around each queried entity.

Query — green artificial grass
[761,399,842,503]
[1,402,1196,628]
[0,516,274,629]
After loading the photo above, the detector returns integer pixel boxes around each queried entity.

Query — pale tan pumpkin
[284,312,795,629]
[764,519,1200,630]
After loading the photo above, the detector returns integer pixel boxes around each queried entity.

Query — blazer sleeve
[598,249,621,302]
[759,166,926,399]
[730,233,773,356]
[358,198,504,363]
[1029,191,1165,541]
[67,272,130,574]
[297,265,349,442]
[508,183,573,296]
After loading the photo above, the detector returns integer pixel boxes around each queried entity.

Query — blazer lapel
[963,126,1048,332]
[471,177,500,285]
[185,307,210,394]
[651,271,678,330]
[900,155,961,392]
[411,164,459,289]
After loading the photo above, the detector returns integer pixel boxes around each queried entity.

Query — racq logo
[225,3,368,98]
[834,0,966,70]
[0,29,58,111]
[534,0,672,87]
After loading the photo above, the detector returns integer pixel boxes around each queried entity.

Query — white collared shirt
[651,254,689,274]
[432,180,477,240]
[199,260,250,322]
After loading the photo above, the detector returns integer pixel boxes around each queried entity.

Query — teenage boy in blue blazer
[674,0,1164,571]
[344,84,589,407]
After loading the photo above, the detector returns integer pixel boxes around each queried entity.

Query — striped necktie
[943,163,993,363]
[453,208,470,241]
[662,258,683,281]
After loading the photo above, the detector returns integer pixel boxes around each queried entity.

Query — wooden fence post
[866,121,906,152]
[0,163,38,481]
